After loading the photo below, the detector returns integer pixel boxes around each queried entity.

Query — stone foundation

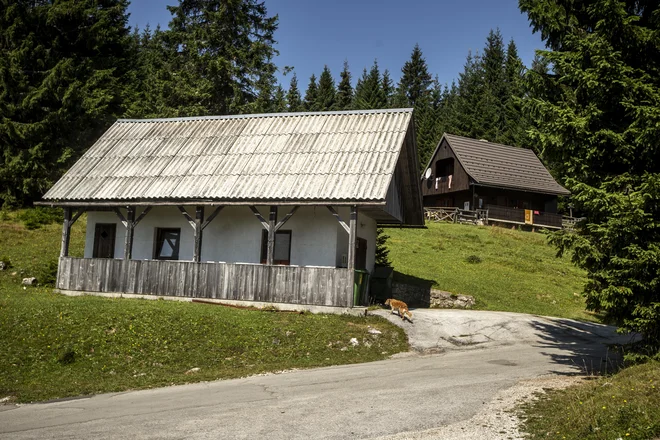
[390,282,475,309]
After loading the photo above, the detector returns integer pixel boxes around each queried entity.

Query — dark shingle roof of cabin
[438,133,570,196]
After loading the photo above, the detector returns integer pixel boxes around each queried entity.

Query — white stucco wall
[84,206,378,272]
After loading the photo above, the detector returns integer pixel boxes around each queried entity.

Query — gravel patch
[371,374,585,440]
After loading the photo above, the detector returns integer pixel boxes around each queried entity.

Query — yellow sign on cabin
[524,209,533,225]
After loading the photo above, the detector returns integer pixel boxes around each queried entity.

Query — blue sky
[128,0,545,88]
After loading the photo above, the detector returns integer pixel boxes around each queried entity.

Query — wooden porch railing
[57,257,354,307]
[486,205,563,229]
[425,207,488,224]
[425,206,567,229]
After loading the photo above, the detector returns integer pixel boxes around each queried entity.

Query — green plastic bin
[353,270,370,306]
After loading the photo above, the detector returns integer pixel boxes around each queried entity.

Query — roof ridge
[118,108,414,124]
[445,133,537,154]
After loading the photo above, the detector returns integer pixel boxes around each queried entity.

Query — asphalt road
[0,310,632,440]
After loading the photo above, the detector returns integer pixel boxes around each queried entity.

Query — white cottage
[41,109,424,307]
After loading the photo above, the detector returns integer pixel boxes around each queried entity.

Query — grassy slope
[387,222,594,321]
[0,212,407,402]
[521,361,660,440]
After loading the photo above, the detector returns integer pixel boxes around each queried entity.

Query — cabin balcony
[57,257,365,307]
[421,175,455,196]
[486,205,563,229]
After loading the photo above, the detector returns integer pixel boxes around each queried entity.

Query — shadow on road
[528,318,638,375]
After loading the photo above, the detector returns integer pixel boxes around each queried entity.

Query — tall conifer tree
[521,0,660,347]
[0,0,132,206]
[316,66,337,111]
[165,0,278,116]
[382,70,394,108]
[480,29,507,142]
[336,61,354,110]
[303,74,319,111]
[272,86,287,112]
[454,51,486,138]
[286,73,303,112]
[353,61,386,110]
[396,44,432,107]
[124,25,177,119]
[502,39,527,147]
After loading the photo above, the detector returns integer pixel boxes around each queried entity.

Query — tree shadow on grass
[527,318,639,375]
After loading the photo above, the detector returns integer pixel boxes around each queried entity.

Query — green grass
[387,222,595,321]
[0,211,407,403]
[520,361,660,440]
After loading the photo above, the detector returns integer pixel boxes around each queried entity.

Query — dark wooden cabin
[422,134,570,229]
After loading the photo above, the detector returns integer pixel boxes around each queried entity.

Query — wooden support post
[348,206,357,271]
[267,206,278,265]
[60,207,72,257]
[193,206,204,263]
[348,206,358,308]
[124,206,135,260]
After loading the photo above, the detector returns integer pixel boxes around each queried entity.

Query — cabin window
[435,158,454,178]
[154,228,181,260]
[93,223,116,258]
[260,230,292,265]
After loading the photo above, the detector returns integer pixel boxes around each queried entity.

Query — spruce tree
[303,74,319,111]
[316,66,337,111]
[415,78,444,171]
[165,0,278,116]
[0,0,132,206]
[480,29,507,142]
[124,25,178,119]
[286,73,303,112]
[521,0,660,350]
[336,61,354,110]
[272,86,287,113]
[382,70,394,108]
[353,61,386,110]
[251,63,278,113]
[454,51,486,138]
[396,44,432,107]
[437,81,461,137]
[502,39,527,147]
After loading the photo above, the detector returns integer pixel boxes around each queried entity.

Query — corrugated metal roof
[44,109,414,203]
[441,134,570,196]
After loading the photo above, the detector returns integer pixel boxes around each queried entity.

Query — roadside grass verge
[386,222,594,321]
[0,211,407,403]
[520,361,660,440]
[0,289,407,403]
[0,208,85,284]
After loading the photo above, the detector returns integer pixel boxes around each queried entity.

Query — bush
[465,255,482,264]
[375,228,391,267]
[17,207,63,230]
[0,256,11,269]
[36,259,59,286]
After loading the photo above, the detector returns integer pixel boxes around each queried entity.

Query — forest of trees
[1,0,659,350]
[0,0,532,207]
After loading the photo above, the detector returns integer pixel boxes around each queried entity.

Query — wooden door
[355,237,367,271]
[93,223,116,258]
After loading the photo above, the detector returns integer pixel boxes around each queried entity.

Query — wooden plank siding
[57,257,353,307]
[421,138,471,198]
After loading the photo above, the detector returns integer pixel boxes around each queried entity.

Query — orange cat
[385,298,413,321]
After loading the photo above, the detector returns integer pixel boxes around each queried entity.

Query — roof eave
[35,199,389,207]
[470,182,571,196]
